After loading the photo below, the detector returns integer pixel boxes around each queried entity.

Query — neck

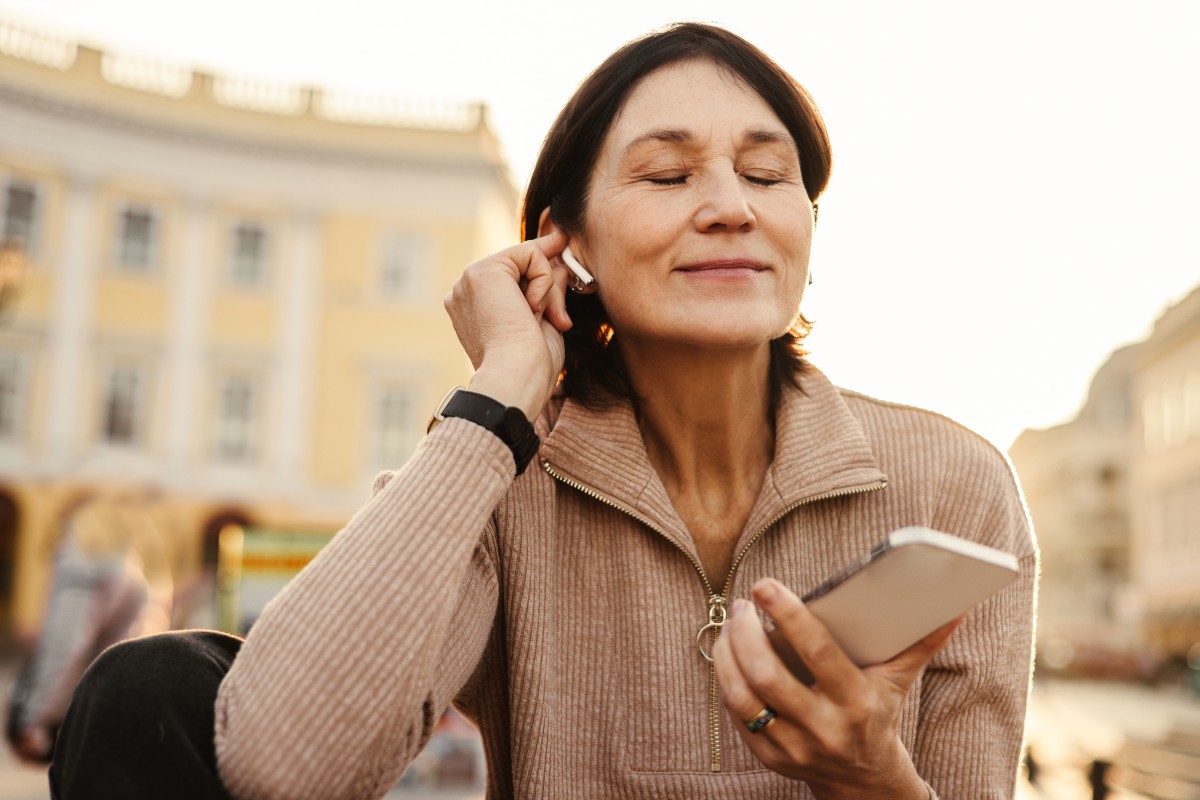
[622,340,775,494]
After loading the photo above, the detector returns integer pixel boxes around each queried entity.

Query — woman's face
[576,58,813,352]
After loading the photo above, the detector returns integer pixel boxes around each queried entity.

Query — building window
[374,386,417,468]
[1189,479,1200,555]
[102,364,145,445]
[1186,372,1200,441]
[0,353,23,440]
[2,182,37,254]
[379,232,428,298]
[215,376,258,462]
[1143,391,1163,453]
[117,206,157,273]
[230,222,268,287]
[1163,380,1186,450]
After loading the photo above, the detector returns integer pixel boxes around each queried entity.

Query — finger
[713,616,774,730]
[713,628,792,763]
[536,314,567,373]
[869,615,963,691]
[723,595,828,732]
[750,578,867,704]
[513,231,568,311]
[497,227,568,282]
[544,259,573,331]
[526,226,568,259]
[729,708,792,771]
[519,247,558,314]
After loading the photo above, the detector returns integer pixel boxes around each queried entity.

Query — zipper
[542,458,885,772]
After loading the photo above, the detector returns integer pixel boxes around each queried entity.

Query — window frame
[228,218,271,290]
[213,372,261,464]
[2,178,40,260]
[100,361,149,447]
[0,350,27,443]
[114,202,160,275]
[376,229,431,302]
[369,381,424,473]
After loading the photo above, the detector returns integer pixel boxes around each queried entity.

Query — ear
[537,207,597,294]
[537,207,584,260]
[537,206,559,238]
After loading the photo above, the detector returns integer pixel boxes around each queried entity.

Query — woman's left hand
[712,578,960,800]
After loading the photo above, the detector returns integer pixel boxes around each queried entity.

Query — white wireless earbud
[561,246,595,288]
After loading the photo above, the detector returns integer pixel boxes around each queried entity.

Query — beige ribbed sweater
[215,368,1038,799]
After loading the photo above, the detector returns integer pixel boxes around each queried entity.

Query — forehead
[606,59,788,146]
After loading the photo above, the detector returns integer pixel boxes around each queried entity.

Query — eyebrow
[623,127,796,153]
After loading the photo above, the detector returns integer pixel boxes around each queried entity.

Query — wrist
[429,387,541,476]
[468,365,547,422]
[812,778,927,800]
[809,741,927,800]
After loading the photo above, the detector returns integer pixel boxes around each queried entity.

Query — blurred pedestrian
[5,487,169,764]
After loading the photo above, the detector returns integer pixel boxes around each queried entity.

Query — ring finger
[713,631,790,759]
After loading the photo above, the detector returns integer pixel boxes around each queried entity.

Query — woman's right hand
[443,227,573,421]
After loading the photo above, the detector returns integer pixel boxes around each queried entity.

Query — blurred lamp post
[0,237,28,316]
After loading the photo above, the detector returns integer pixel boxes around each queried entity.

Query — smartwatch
[429,387,541,476]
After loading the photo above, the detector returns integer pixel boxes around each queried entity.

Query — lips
[676,259,768,272]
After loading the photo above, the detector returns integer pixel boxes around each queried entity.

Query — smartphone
[766,526,1019,684]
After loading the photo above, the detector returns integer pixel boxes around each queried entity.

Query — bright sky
[2,0,1197,450]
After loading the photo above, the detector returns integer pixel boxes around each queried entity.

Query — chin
[674,322,782,350]
[615,302,792,351]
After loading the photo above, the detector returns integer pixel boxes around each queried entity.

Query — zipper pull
[696,594,727,662]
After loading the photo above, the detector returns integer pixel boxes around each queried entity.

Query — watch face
[434,386,466,422]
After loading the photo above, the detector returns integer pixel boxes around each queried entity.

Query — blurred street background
[1,1,1198,797]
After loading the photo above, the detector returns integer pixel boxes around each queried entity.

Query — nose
[693,166,756,232]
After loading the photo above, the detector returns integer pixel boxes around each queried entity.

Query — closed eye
[647,175,689,186]
[743,174,783,187]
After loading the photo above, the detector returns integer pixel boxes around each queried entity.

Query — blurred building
[0,18,518,639]
[1009,346,1139,658]
[1011,285,1200,672]
[1132,285,1200,660]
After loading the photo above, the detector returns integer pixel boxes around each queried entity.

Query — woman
[50,22,1037,800]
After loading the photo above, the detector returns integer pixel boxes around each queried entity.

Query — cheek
[583,198,675,284]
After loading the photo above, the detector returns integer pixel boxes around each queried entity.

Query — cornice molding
[0,80,509,183]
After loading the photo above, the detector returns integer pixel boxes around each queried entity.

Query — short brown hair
[521,22,831,408]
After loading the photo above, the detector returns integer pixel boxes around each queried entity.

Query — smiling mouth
[676,259,769,274]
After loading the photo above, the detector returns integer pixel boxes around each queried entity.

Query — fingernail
[731,598,749,619]
[754,580,777,604]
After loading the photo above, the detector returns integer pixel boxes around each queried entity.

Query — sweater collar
[540,366,887,566]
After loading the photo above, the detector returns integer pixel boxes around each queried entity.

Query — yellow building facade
[0,19,518,638]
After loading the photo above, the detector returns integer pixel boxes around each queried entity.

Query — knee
[75,630,242,716]
[51,631,243,800]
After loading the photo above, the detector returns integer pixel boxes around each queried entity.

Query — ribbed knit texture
[215,368,1038,799]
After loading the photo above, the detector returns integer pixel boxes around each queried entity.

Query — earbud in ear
[561,246,595,291]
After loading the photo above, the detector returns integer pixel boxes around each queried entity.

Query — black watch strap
[429,388,541,476]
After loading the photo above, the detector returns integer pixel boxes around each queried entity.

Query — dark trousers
[48,630,242,800]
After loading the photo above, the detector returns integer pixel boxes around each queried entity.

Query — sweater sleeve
[214,418,514,800]
[912,450,1039,798]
